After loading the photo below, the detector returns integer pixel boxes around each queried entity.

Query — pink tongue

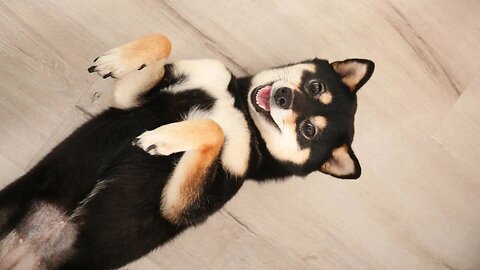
[256,86,272,111]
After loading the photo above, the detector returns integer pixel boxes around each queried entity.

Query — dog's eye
[308,80,324,95]
[302,121,317,138]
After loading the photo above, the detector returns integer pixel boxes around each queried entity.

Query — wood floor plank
[148,210,310,269]
[50,0,250,70]
[120,257,162,270]
[432,73,480,173]
[225,133,480,269]
[0,154,24,189]
[76,78,114,116]
[0,2,97,168]
[26,107,91,170]
[384,0,480,92]
[0,1,95,94]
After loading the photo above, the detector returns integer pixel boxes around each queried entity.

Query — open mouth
[255,85,272,111]
[251,83,273,113]
[250,83,280,128]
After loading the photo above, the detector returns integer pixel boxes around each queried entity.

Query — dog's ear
[331,59,374,93]
[319,145,361,179]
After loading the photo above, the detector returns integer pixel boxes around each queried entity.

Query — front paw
[132,131,175,156]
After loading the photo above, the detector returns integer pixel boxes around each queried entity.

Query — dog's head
[248,58,374,179]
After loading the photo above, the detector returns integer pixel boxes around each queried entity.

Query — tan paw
[88,33,171,79]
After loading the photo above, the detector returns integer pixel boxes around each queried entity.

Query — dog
[0,33,374,269]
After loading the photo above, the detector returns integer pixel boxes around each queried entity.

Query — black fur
[0,58,372,269]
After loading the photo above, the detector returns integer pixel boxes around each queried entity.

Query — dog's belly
[0,203,77,270]
[61,154,182,269]
[0,91,212,268]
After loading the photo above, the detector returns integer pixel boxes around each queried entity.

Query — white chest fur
[165,59,251,177]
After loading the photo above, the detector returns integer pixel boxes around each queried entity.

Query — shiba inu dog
[0,34,374,269]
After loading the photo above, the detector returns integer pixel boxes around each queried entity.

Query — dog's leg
[132,119,224,224]
[88,33,172,109]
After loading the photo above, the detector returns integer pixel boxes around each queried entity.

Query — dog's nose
[274,87,292,109]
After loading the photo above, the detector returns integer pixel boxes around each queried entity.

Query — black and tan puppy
[0,34,374,269]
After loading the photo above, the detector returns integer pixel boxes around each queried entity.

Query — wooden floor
[1,1,480,269]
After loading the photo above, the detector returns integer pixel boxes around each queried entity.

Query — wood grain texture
[149,210,311,269]
[26,107,91,170]
[432,74,480,173]
[1,0,479,269]
[120,257,162,270]
[0,1,97,168]
[0,154,24,189]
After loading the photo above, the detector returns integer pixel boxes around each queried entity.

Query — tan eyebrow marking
[312,116,328,129]
[292,64,316,88]
[316,91,333,105]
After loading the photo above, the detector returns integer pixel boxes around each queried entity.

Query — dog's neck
[235,76,298,181]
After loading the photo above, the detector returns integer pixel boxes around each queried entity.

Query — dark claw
[132,138,140,146]
[103,72,112,79]
[138,64,146,70]
[93,57,99,62]
[88,66,97,73]
[146,145,156,152]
